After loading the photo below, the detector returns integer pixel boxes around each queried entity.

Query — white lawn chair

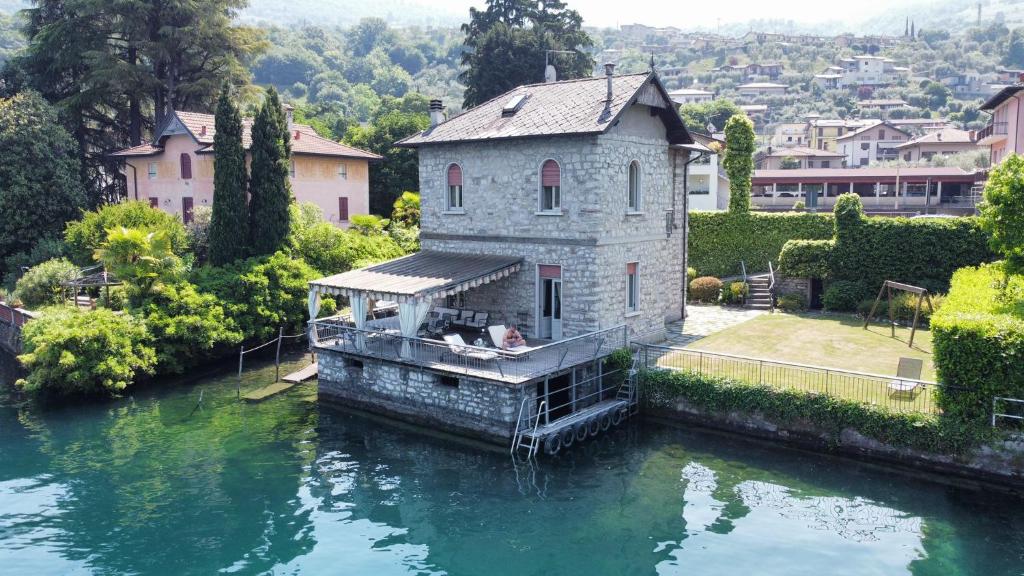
[888,357,924,398]
[443,334,500,361]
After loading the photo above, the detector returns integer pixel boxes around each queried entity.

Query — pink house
[112,109,381,226]
[978,81,1024,165]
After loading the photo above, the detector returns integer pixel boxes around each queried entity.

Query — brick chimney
[429,99,445,128]
[283,103,294,126]
[604,62,616,102]
[200,125,207,136]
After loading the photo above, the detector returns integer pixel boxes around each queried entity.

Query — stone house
[307,67,696,446]
[112,108,380,227]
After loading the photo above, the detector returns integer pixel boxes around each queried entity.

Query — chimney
[429,99,445,128]
[604,62,616,102]
[200,125,207,136]
[969,129,976,141]
[545,63,557,83]
[294,130,301,140]
[283,103,294,126]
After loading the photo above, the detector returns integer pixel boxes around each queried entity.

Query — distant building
[667,88,714,105]
[112,109,380,227]
[858,99,909,112]
[756,146,845,170]
[807,118,878,152]
[687,133,729,211]
[888,118,950,134]
[836,121,912,166]
[736,82,788,98]
[895,128,978,162]
[771,122,810,148]
[826,56,909,88]
[978,82,1024,165]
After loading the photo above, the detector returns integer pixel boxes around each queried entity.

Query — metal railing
[309,317,628,383]
[992,397,1024,428]
[978,121,1008,140]
[639,344,945,415]
[767,261,776,312]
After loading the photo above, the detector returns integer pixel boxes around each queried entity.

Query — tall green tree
[345,105,428,215]
[459,0,593,108]
[248,87,292,255]
[979,154,1024,276]
[0,91,86,279]
[209,85,249,265]
[723,114,755,214]
[1006,28,1024,68]
[8,0,263,205]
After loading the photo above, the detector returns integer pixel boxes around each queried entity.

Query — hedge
[643,368,989,455]
[688,211,833,277]
[932,263,1024,421]
[828,194,993,299]
[777,239,834,279]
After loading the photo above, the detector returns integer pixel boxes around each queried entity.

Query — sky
[430,0,911,30]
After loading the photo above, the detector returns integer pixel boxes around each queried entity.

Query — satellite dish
[544,64,557,83]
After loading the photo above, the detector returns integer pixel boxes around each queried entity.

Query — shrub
[193,251,333,341]
[186,205,213,265]
[294,222,405,275]
[12,258,77,309]
[135,282,244,374]
[721,281,748,305]
[932,263,1024,421]
[349,214,387,235]
[978,154,1024,275]
[829,194,992,294]
[776,292,807,312]
[689,211,833,277]
[792,200,805,211]
[688,276,723,303]
[822,280,865,311]
[387,224,420,254]
[3,237,66,291]
[64,201,190,266]
[94,227,184,303]
[642,368,989,454]
[777,239,834,279]
[686,267,698,282]
[17,307,156,398]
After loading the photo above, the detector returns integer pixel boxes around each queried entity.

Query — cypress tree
[723,114,755,214]
[248,87,293,255]
[209,85,249,265]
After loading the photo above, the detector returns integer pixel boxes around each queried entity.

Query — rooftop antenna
[649,52,656,74]
[545,49,577,83]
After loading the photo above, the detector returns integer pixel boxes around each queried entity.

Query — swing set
[862,280,935,348]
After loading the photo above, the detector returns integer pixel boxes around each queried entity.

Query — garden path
[663,304,766,347]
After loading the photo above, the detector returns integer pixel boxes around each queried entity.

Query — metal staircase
[616,355,641,415]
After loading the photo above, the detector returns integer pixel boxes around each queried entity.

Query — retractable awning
[309,250,523,303]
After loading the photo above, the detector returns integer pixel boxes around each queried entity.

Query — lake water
[2,351,1024,575]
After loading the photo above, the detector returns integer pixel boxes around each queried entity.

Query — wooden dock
[282,363,318,383]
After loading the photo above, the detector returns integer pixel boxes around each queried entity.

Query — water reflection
[1,353,1024,576]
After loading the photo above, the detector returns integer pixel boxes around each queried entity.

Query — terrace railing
[639,344,946,415]
[309,316,628,383]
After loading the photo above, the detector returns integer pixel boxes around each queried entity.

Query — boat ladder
[510,398,546,458]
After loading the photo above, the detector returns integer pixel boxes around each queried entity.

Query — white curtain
[351,294,368,350]
[398,298,432,357]
[307,289,322,344]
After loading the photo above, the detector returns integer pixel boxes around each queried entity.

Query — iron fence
[309,316,627,383]
[639,344,946,415]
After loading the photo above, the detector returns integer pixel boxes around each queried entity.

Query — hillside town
[3,1,1024,574]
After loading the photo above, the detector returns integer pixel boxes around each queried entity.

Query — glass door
[537,265,562,340]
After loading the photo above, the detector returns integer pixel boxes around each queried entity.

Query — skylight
[501,93,528,116]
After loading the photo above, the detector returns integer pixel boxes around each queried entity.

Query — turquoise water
[2,351,1024,576]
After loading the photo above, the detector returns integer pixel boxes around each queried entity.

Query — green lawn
[686,312,935,380]
[653,312,939,414]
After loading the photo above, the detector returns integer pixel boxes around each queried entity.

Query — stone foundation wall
[777,277,811,303]
[317,349,535,442]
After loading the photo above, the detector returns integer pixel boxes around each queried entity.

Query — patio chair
[464,312,489,329]
[888,357,924,398]
[443,334,500,362]
[452,310,476,327]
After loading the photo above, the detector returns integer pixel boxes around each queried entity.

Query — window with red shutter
[446,164,463,210]
[540,160,561,211]
[180,153,192,180]
[339,197,349,222]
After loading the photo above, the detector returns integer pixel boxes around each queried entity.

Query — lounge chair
[487,325,532,354]
[464,312,489,329]
[888,357,924,398]
[443,334,500,361]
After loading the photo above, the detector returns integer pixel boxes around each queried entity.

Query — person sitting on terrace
[503,324,527,349]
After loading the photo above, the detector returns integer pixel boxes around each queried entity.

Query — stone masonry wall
[417,104,685,341]
[318,349,535,441]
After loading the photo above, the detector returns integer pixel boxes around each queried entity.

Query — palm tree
[94,227,183,301]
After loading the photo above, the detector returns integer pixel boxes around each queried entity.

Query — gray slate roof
[398,73,692,147]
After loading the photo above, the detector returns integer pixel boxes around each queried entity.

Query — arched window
[540,159,561,212]
[179,153,192,180]
[446,163,463,210]
[627,160,641,210]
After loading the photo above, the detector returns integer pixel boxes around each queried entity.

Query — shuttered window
[446,163,463,210]
[179,154,192,180]
[339,197,349,222]
[538,264,561,279]
[540,160,560,211]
